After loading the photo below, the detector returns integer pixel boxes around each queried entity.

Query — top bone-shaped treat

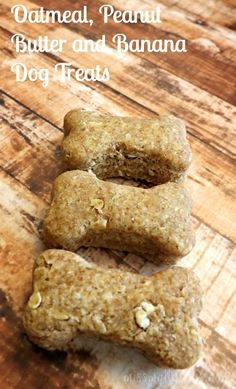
[23,250,202,369]
[62,110,192,184]
[43,170,195,264]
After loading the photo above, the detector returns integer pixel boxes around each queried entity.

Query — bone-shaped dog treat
[23,250,202,369]
[43,171,195,264]
[62,110,192,184]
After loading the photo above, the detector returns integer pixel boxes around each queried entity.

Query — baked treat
[43,170,195,264]
[62,109,192,184]
[23,250,202,369]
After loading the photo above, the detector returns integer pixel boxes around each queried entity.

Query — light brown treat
[62,110,192,185]
[43,170,195,264]
[23,250,202,369]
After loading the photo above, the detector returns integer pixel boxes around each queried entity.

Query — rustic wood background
[0,0,236,388]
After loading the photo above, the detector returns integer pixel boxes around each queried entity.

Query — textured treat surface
[43,170,195,264]
[63,110,192,184]
[23,250,202,369]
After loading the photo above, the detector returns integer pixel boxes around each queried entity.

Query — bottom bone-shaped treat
[43,170,195,264]
[23,250,202,369]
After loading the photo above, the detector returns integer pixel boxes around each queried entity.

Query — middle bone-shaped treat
[43,170,195,263]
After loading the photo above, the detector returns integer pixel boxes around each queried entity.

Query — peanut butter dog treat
[23,250,202,369]
[62,109,192,184]
[43,170,194,263]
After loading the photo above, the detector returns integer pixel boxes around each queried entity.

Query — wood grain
[0,0,236,388]
[156,0,236,28]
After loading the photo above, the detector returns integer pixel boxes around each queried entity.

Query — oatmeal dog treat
[43,170,194,263]
[62,109,192,184]
[23,250,202,369]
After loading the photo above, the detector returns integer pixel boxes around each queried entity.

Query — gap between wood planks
[30,0,236,105]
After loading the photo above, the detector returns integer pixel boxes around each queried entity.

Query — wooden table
[0,0,235,388]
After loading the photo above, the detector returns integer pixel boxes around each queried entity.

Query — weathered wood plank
[0,167,45,310]
[0,93,64,202]
[158,0,236,29]
[30,0,236,104]
[194,321,236,389]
